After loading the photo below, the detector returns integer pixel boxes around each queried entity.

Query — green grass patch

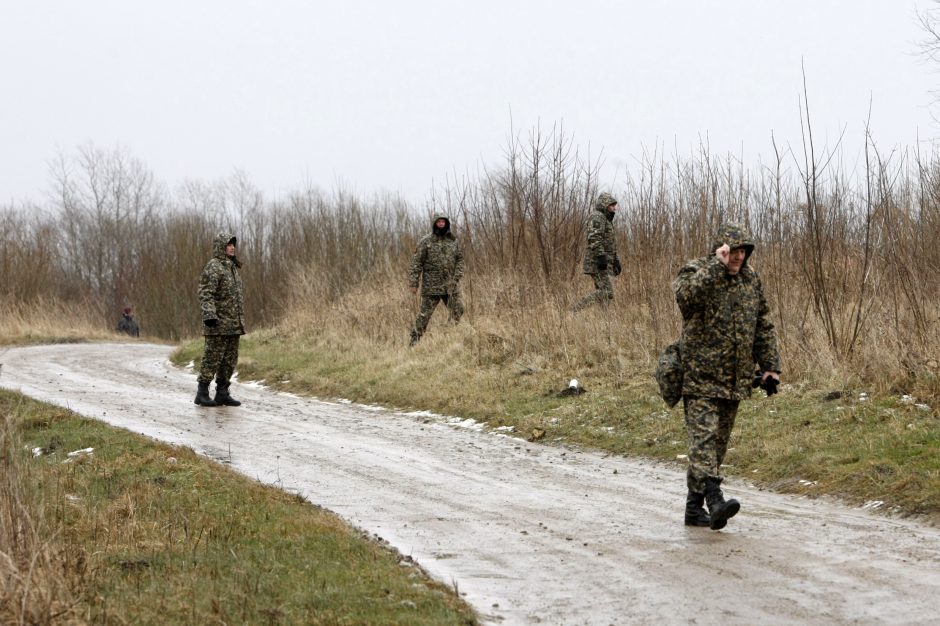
[174,331,940,524]
[2,389,477,625]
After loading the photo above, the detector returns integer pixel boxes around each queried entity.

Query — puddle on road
[201,445,233,465]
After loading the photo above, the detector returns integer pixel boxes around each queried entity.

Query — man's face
[435,218,447,229]
[607,203,618,213]
[225,243,236,256]
[727,247,746,275]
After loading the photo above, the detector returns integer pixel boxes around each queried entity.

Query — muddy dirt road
[2,343,940,625]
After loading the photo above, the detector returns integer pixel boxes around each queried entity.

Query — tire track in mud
[3,342,940,625]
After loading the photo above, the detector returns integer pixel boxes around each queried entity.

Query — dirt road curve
[2,343,940,625]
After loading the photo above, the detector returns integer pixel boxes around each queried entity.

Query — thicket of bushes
[2,125,938,394]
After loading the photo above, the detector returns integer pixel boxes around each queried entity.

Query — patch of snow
[63,447,94,463]
[240,380,268,389]
[798,479,818,487]
[915,403,930,411]
[861,500,885,510]
[31,446,44,457]
[676,454,688,460]
[447,417,485,431]
[901,394,915,404]
[493,426,515,432]
[400,409,444,419]
[858,392,869,402]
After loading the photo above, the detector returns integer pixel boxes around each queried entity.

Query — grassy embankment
[0,389,477,624]
[172,274,940,524]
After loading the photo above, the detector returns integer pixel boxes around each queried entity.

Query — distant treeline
[2,126,938,383]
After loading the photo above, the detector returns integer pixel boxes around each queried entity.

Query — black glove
[612,258,622,276]
[752,372,779,396]
[204,318,218,328]
[596,254,608,271]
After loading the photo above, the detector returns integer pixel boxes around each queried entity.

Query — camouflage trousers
[412,292,464,340]
[571,271,613,312]
[198,334,240,385]
[683,396,739,493]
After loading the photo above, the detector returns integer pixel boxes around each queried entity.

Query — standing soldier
[194,232,245,407]
[673,223,781,530]
[408,212,465,345]
[571,192,622,312]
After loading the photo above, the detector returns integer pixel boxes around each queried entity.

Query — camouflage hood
[594,192,618,211]
[710,223,755,265]
[431,212,454,239]
[212,232,241,267]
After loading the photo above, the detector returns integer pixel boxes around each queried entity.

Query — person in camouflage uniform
[408,212,465,345]
[194,232,245,407]
[571,192,622,312]
[673,223,781,530]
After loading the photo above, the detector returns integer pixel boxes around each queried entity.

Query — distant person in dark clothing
[116,307,140,337]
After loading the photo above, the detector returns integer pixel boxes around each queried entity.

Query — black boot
[704,478,740,531]
[194,382,219,407]
[684,491,711,527]
[214,382,241,407]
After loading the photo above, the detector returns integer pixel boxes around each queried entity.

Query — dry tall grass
[0,407,79,625]
[2,127,939,395]
[0,298,121,345]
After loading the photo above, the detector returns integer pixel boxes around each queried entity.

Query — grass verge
[0,388,477,625]
[174,326,940,524]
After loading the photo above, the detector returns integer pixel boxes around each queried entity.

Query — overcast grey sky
[1,1,937,205]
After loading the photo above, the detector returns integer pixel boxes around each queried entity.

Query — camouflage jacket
[408,213,464,296]
[581,195,619,274]
[198,232,245,336]
[673,225,781,400]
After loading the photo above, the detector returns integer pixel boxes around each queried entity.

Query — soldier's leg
[683,396,722,494]
[571,271,612,312]
[444,291,464,322]
[214,335,241,385]
[411,295,441,341]
[596,271,613,306]
[214,335,242,406]
[713,399,740,468]
[198,335,226,385]
[687,397,741,529]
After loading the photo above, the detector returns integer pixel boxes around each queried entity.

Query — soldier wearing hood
[194,232,245,407]
[408,213,465,345]
[572,192,622,312]
[673,223,781,530]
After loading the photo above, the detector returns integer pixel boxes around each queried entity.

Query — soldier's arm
[673,257,727,318]
[586,215,605,258]
[453,242,465,282]
[408,239,426,289]
[751,277,782,373]
[197,262,220,321]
